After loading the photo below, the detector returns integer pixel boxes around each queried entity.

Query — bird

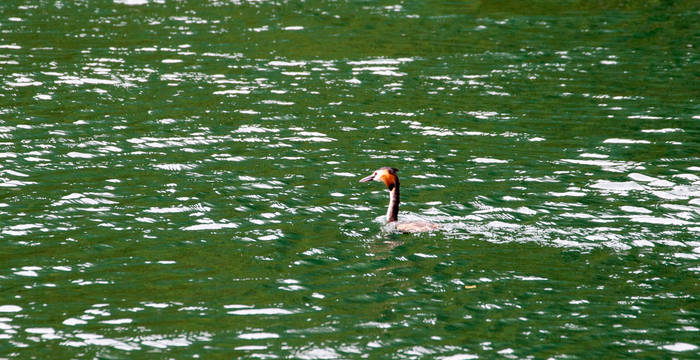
[359,167,439,233]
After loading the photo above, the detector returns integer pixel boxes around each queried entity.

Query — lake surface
[1,0,698,358]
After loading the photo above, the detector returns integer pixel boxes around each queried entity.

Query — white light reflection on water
[0,1,698,358]
[0,305,22,312]
[5,307,214,351]
[227,308,295,315]
[662,342,699,352]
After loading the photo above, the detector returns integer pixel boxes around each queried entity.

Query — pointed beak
[359,174,374,182]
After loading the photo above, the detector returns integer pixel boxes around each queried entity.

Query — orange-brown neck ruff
[379,172,398,191]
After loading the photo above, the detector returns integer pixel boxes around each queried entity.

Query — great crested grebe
[360,167,439,233]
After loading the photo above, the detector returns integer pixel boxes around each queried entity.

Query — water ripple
[0,1,697,358]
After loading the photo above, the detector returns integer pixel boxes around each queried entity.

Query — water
[1,0,699,358]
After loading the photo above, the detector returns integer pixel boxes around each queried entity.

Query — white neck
[387,186,399,222]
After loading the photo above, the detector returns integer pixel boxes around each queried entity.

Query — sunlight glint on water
[0,0,698,358]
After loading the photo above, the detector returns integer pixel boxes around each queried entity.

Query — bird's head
[359,167,399,190]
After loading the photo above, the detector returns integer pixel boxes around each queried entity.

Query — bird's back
[395,221,439,233]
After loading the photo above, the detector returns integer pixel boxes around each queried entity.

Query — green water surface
[0,0,698,358]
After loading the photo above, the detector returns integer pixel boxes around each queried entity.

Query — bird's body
[360,167,439,233]
[394,220,439,233]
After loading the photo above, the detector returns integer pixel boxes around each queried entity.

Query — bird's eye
[373,172,377,175]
